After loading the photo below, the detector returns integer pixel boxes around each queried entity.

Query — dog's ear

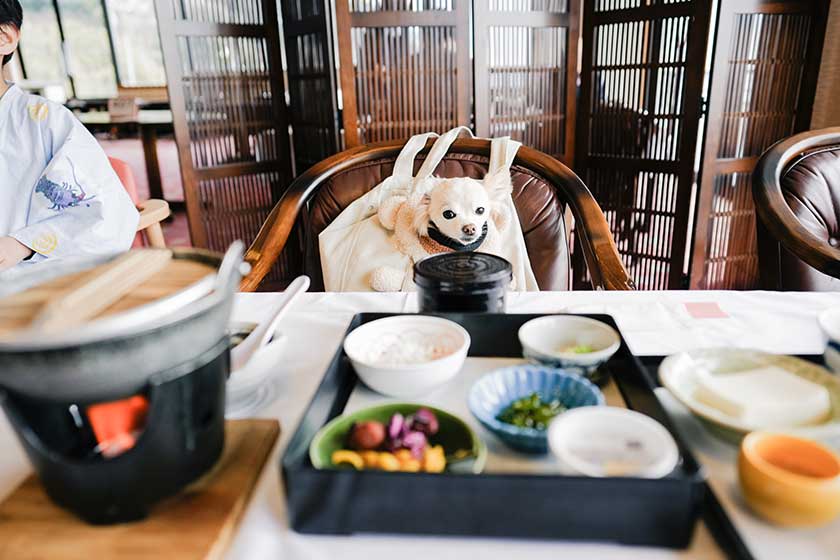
[491,201,511,232]
[483,171,513,202]
[420,193,431,207]
[483,173,513,232]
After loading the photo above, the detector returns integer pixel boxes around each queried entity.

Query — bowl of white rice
[343,316,470,398]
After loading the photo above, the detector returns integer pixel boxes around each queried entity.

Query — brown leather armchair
[753,127,840,291]
[241,138,633,292]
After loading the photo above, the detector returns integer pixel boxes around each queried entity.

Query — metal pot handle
[213,241,249,300]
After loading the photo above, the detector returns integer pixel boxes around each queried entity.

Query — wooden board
[0,419,279,560]
[0,250,216,336]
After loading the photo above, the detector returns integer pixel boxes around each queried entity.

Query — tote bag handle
[391,131,439,180]
[414,125,475,181]
[488,135,522,176]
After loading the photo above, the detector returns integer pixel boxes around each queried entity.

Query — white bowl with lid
[343,315,470,398]
[548,406,680,479]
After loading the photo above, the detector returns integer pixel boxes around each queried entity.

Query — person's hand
[0,237,34,272]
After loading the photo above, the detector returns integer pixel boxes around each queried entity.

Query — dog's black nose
[462,224,477,236]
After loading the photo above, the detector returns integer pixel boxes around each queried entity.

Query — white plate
[225,333,287,418]
[226,377,280,419]
[227,333,286,395]
[660,348,840,445]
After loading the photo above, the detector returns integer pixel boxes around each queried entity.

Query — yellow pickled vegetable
[378,452,401,471]
[360,451,380,468]
[401,459,422,472]
[392,449,421,472]
[332,450,364,470]
[423,445,446,473]
[394,449,412,462]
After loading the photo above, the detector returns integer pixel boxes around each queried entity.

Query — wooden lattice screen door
[575,1,713,290]
[281,1,343,172]
[689,0,829,289]
[155,0,293,283]
[473,1,580,165]
[335,1,472,147]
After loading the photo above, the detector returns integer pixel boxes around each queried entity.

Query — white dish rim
[819,307,840,342]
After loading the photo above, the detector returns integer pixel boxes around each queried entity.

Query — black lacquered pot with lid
[414,252,513,313]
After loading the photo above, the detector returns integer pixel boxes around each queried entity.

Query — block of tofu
[693,365,832,428]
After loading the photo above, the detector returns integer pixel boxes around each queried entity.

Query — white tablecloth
[2,290,840,559]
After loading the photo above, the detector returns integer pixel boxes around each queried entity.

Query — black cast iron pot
[0,338,229,524]
[0,243,247,524]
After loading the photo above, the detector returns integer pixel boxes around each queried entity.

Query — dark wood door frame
[155,0,293,250]
[473,1,580,165]
[281,0,343,173]
[689,0,830,289]
[575,1,713,290]
[335,1,472,147]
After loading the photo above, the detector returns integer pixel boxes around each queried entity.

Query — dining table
[77,109,174,202]
[1,289,839,559]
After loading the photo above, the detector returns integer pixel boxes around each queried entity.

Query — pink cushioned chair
[108,157,170,248]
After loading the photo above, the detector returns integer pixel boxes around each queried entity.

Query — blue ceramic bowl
[468,365,605,454]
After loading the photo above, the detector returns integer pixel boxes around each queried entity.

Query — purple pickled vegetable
[403,430,428,460]
[385,437,403,452]
[403,430,427,450]
[411,408,439,436]
[399,420,412,439]
[387,413,404,440]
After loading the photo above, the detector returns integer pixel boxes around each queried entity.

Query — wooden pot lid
[0,249,219,337]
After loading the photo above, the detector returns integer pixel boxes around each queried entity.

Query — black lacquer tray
[282,313,707,548]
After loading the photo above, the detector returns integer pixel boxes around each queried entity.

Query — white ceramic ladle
[230,275,310,373]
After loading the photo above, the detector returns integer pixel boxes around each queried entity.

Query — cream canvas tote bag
[319,127,538,292]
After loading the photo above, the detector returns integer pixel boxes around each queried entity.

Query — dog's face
[411,172,514,245]
[425,178,492,244]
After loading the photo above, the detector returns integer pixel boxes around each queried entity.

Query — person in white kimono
[0,0,139,274]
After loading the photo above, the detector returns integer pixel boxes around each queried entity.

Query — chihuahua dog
[372,172,514,291]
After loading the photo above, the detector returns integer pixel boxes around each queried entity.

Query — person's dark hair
[0,0,22,66]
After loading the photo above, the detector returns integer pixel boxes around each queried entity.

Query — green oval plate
[309,403,487,474]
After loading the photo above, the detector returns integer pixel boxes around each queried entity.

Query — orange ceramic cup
[739,432,840,527]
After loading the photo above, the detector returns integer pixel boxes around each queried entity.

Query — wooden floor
[99,137,193,248]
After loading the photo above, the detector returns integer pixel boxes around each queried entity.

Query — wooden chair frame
[137,199,170,249]
[752,127,840,288]
[242,138,634,292]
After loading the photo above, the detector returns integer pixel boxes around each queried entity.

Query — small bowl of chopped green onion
[468,365,605,454]
[518,316,621,378]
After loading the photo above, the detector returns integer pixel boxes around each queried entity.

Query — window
[57,0,118,99]
[16,0,64,86]
[17,0,166,101]
[104,0,166,87]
